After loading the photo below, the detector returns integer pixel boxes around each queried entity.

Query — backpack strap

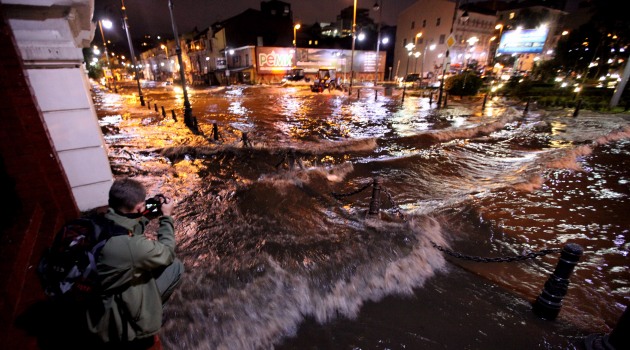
[82,215,130,279]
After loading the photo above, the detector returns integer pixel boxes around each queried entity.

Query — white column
[5,0,113,211]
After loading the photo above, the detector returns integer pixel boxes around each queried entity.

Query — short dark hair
[108,178,147,211]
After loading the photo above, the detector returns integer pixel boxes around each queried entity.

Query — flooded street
[93,81,629,349]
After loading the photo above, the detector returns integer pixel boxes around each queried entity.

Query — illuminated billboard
[256,47,385,73]
[497,28,549,54]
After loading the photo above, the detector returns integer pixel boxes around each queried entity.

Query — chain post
[213,123,219,141]
[524,97,530,115]
[533,243,583,320]
[368,177,382,216]
[573,99,582,117]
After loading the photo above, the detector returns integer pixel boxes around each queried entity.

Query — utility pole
[437,0,463,108]
[373,0,382,89]
[349,0,358,95]
[120,0,145,106]
[167,0,193,122]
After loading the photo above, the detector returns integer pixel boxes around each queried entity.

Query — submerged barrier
[332,177,585,321]
[533,243,583,320]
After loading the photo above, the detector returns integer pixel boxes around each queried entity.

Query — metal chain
[333,183,561,264]
[331,181,372,199]
[430,241,561,263]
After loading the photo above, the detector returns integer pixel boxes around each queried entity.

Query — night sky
[94,0,417,41]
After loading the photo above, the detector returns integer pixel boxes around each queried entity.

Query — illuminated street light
[349,0,358,95]
[98,19,117,92]
[373,0,382,90]
[437,0,464,108]
[120,0,144,106]
[167,0,193,124]
[402,43,414,102]
[160,44,171,80]
[420,43,436,87]
[293,23,301,68]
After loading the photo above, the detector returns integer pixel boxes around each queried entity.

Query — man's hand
[160,196,175,217]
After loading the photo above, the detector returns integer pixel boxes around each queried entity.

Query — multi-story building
[394,0,497,81]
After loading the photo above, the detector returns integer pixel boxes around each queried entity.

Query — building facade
[394,0,497,81]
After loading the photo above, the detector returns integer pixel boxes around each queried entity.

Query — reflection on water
[96,83,629,349]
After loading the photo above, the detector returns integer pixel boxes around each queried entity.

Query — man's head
[108,178,147,214]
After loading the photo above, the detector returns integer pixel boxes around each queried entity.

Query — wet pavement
[93,81,627,350]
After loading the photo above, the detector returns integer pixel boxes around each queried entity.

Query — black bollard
[533,243,583,320]
[161,106,166,118]
[212,122,219,141]
[482,93,488,110]
[147,101,152,110]
[429,91,433,105]
[443,92,448,108]
[524,97,531,115]
[192,117,199,133]
[154,103,158,112]
[374,88,378,101]
[288,149,297,170]
[242,132,250,147]
[171,110,177,122]
[357,88,361,99]
[573,99,582,117]
[368,177,382,216]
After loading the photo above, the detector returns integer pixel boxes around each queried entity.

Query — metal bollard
[357,88,361,99]
[573,99,582,117]
[443,92,448,108]
[524,97,530,115]
[147,101,152,110]
[429,91,433,105]
[482,93,488,110]
[533,243,583,320]
[154,103,158,112]
[161,106,166,118]
[368,177,382,216]
[374,88,378,101]
[192,117,201,134]
[171,110,177,122]
[212,122,219,141]
[242,132,251,147]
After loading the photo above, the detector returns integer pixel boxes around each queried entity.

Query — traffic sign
[446,34,456,49]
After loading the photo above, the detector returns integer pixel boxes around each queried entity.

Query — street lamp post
[293,23,301,68]
[224,49,231,86]
[492,24,504,65]
[167,0,193,123]
[98,19,117,93]
[160,44,170,80]
[402,43,414,102]
[120,0,144,106]
[420,43,436,88]
[414,52,420,74]
[437,0,467,108]
[373,0,382,89]
[349,0,357,95]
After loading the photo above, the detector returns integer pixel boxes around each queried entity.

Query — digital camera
[143,194,166,218]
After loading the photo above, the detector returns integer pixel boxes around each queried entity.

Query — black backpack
[37,215,129,303]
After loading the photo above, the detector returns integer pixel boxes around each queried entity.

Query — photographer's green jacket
[86,208,176,342]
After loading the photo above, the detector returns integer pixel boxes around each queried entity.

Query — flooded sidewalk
[93,82,628,349]
[277,266,588,349]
